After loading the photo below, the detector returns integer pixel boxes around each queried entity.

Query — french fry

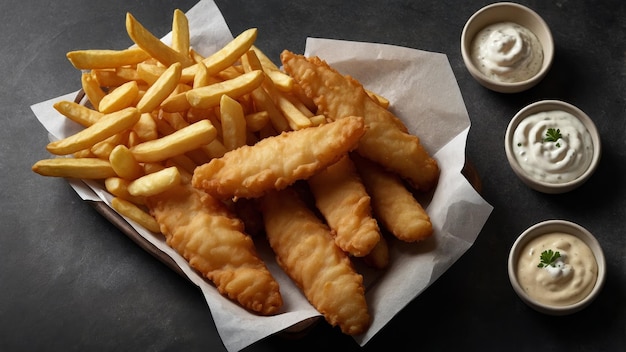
[126,13,194,68]
[136,62,182,113]
[81,72,106,109]
[180,28,258,82]
[185,70,264,109]
[160,92,190,113]
[109,144,144,180]
[244,111,270,132]
[136,62,166,86]
[110,197,160,233]
[46,107,140,155]
[220,95,247,151]
[98,80,139,113]
[366,89,390,109]
[132,113,159,141]
[32,158,117,179]
[91,69,134,88]
[130,119,217,162]
[66,47,150,70]
[105,177,146,205]
[265,69,294,92]
[53,100,103,127]
[127,166,181,197]
[115,66,142,82]
[171,9,190,56]
[241,50,311,130]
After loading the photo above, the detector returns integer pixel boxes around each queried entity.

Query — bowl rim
[507,219,606,315]
[460,2,554,93]
[504,99,601,193]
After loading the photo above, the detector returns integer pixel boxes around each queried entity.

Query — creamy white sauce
[471,22,543,82]
[516,232,598,306]
[512,110,593,183]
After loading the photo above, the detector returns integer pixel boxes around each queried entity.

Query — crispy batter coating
[307,155,381,257]
[146,182,283,315]
[260,188,370,335]
[280,50,439,191]
[192,115,366,200]
[352,154,433,243]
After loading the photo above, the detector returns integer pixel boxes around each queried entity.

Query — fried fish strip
[146,182,283,315]
[307,155,381,257]
[352,154,433,242]
[192,115,366,200]
[280,50,439,191]
[260,188,370,335]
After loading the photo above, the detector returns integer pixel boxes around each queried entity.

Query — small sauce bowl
[508,219,606,315]
[504,100,601,194]
[461,2,554,93]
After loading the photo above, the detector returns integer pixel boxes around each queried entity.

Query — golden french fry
[91,69,132,88]
[201,139,228,159]
[136,62,182,113]
[32,158,117,179]
[66,47,150,70]
[240,51,298,131]
[244,111,270,132]
[265,83,312,130]
[46,107,140,155]
[109,144,144,180]
[130,119,217,162]
[180,28,258,81]
[136,62,166,86]
[366,89,390,109]
[309,114,327,126]
[125,13,194,68]
[105,177,146,205]
[115,66,142,82]
[132,113,158,141]
[192,60,221,88]
[160,92,190,113]
[185,70,263,109]
[143,162,166,175]
[171,9,190,56]
[53,100,103,127]
[81,72,106,109]
[127,166,181,197]
[110,197,160,233]
[98,80,139,113]
[250,45,276,67]
[220,95,247,151]
[265,69,294,92]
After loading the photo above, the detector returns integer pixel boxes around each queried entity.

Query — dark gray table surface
[2,0,624,351]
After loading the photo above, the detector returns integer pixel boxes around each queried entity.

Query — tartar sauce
[471,22,543,82]
[512,110,594,184]
[516,232,598,306]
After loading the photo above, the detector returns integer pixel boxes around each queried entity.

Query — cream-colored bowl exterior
[461,2,554,93]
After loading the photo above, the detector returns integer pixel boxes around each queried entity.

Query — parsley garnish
[544,128,563,147]
[537,249,561,268]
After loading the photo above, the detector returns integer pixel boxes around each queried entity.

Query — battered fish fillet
[146,182,283,315]
[260,188,370,335]
[192,115,365,200]
[307,155,381,257]
[352,154,433,243]
[280,50,439,191]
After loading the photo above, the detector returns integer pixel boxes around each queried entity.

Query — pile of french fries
[33,10,344,231]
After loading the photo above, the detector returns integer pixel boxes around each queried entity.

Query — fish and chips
[32,8,440,335]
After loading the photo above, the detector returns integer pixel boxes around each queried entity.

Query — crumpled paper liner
[30,0,493,350]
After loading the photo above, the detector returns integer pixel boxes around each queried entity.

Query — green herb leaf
[537,249,561,268]
[544,128,563,144]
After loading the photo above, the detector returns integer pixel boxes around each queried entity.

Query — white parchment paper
[30,1,493,350]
